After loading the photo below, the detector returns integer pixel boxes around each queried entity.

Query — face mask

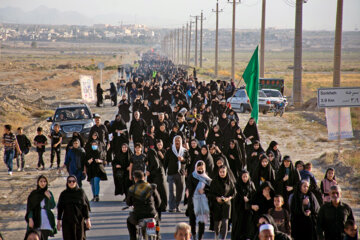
[197,170,204,174]
[92,145,98,151]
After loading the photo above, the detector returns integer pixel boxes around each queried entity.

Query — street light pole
[200,11,206,68]
[333,0,343,87]
[260,0,266,78]
[213,0,223,77]
[293,0,303,107]
[228,0,241,81]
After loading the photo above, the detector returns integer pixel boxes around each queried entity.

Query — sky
[1,0,360,31]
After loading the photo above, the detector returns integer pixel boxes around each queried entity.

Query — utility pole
[173,30,177,63]
[228,0,241,81]
[200,11,206,68]
[185,23,189,65]
[293,0,304,107]
[333,0,343,87]
[182,26,184,65]
[188,21,194,66]
[213,0,223,77]
[177,28,180,64]
[191,15,200,67]
[260,0,266,78]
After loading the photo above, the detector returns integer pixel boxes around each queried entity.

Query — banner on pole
[80,75,95,103]
[325,107,353,140]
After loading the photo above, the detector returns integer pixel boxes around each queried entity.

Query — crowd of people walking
[1,52,358,240]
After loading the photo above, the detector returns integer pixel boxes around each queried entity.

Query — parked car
[228,89,271,114]
[47,104,95,144]
[261,88,288,111]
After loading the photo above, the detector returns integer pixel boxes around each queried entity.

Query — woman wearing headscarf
[206,124,224,147]
[144,125,156,152]
[266,141,282,166]
[275,155,300,209]
[225,139,244,180]
[25,175,57,240]
[234,126,247,163]
[111,114,129,149]
[217,112,229,133]
[112,143,132,198]
[247,140,265,176]
[223,120,238,151]
[202,105,214,128]
[290,180,320,240]
[187,138,201,174]
[252,154,276,190]
[185,160,212,240]
[66,132,84,153]
[64,139,86,187]
[196,145,214,178]
[57,175,91,240]
[252,214,292,240]
[267,151,280,172]
[96,83,104,107]
[118,94,131,123]
[109,82,117,106]
[146,148,168,219]
[243,117,260,154]
[231,170,257,240]
[320,167,337,203]
[85,137,107,202]
[250,181,275,223]
[209,165,236,240]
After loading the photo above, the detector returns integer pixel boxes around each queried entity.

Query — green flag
[242,46,259,123]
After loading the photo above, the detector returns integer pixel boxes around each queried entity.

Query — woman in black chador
[109,82,117,106]
[112,143,132,198]
[252,154,275,190]
[25,175,57,240]
[290,180,320,240]
[145,148,168,219]
[246,140,265,176]
[96,83,104,107]
[275,155,300,209]
[209,165,236,240]
[196,145,214,178]
[57,175,91,240]
[231,170,257,240]
[225,139,244,180]
[243,117,260,155]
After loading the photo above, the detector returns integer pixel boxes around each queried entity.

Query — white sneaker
[17,168,21,172]
[8,171,12,175]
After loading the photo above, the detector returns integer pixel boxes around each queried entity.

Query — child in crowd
[34,127,47,170]
[344,220,358,240]
[268,195,291,235]
[48,124,62,169]
[300,163,317,186]
[320,168,337,203]
[16,127,31,171]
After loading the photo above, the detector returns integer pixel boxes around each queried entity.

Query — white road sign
[98,62,105,69]
[317,87,360,108]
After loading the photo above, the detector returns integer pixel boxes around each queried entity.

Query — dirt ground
[0,42,359,239]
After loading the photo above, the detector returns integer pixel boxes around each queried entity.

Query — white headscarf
[192,160,212,186]
[172,135,185,157]
[172,135,185,171]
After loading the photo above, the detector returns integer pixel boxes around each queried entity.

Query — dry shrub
[31,110,54,118]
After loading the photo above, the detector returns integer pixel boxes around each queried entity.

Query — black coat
[118,100,131,123]
[290,187,320,240]
[209,175,236,220]
[129,118,147,144]
[112,147,132,195]
[85,140,107,181]
[146,149,168,212]
[232,177,257,240]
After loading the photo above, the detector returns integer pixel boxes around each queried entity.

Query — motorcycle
[136,218,159,240]
[273,101,285,117]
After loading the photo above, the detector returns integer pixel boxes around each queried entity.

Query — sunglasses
[68,180,76,183]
